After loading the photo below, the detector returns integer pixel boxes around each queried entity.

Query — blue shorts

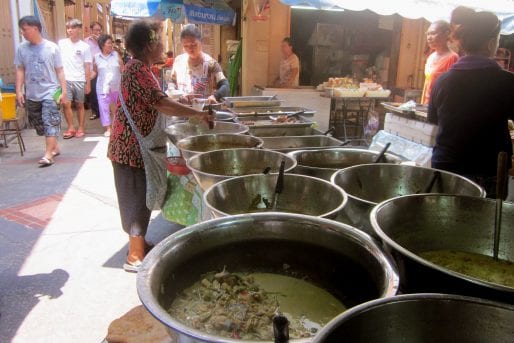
[27,99,61,137]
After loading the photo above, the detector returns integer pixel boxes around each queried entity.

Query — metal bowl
[260,135,343,153]
[288,148,403,181]
[165,121,249,144]
[331,164,485,236]
[214,111,236,122]
[187,148,297,191]
[204,174,347,219]
[137,213,400,343]
[371,194,514,303]
[177,134,264,160]
[313,293,514,343]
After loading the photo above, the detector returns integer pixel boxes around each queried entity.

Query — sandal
[63,130,76,139]
[75,131,85,138]
[123,259,142,273]
[89,114,99,120]
[38,157,54,167]
[52,151,61,157]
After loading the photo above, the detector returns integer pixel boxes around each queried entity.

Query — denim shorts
[66,81,85,103]
[27,99,61,137]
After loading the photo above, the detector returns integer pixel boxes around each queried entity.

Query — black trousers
[112,162,151,236]
[88,76,99,116]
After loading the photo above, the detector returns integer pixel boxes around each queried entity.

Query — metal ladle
[272,160,286,210]
[493,151,508,260]
[269,110,305,121]
[374,142,391,163]
[273,314,289,343]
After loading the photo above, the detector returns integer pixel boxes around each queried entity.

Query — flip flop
[52,151,61,157]
[75,131,85,138]
[123,259,142,273]
[38,157,54,167]
[63,130,76,139]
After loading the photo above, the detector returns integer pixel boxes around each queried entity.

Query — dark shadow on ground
[0,219,70,341]
[0,134,99,342]
[102,213,184,269]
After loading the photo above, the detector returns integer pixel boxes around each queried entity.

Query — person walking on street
[59,19,92,139]
[108,20,212,272]
[94,34,122,137]
[15,16,66,167]
[85,21,102,120]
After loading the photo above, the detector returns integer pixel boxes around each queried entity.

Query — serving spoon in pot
[493,151,508,260]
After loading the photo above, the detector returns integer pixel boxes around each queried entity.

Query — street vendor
[428,7,514,198]
[108,20,211,272]
[274,37,300,88]
[171,24,229,103]
[421,20,459,105]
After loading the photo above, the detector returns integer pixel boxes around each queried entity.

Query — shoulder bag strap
[119,90,144,143]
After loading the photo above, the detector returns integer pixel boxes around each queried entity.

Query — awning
[280,0,514,34]
[111,0,236,25]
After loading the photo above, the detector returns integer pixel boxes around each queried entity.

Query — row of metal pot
[138,123,514,342]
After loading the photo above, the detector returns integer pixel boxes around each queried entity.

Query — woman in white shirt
[94,34,123,136]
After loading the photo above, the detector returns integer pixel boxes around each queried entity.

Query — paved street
[0,114,182,342]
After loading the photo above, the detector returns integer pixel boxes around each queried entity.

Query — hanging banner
[111,0,161,17]
[183,0,236,25]
[111,0,235,26]
[155,0,186,22]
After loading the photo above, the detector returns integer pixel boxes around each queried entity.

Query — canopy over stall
[280,0,514,34]
[111,0,236,25]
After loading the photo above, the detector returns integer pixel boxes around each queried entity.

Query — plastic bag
[161,173,203,226]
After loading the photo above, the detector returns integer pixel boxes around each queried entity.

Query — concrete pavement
[0,114,182,342]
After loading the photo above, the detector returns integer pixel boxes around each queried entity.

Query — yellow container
[1,93,16,120]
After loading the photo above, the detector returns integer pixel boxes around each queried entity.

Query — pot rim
[331,164,486,206]
[203,173,348,218]
[186,148,298,179]
[177,134,264,158]
[137,212,400,343]
[313,292,514,342]
[370,193,514,293]
[288,148,402,172]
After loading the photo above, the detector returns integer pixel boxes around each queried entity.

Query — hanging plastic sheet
[280,0,514,34]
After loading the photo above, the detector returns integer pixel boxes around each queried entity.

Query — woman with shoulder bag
[107,20,212,272]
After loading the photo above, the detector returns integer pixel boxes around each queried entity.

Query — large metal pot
[137,213,400,343]
[177,134,264,160]
[313,293,514,343]
[288,148,403,181]
[165,121,249,144]
[187,149,297,191]
[204,174,347,219]
[260,135,343,153]
[331,164,485,236]
[371,194,514,303]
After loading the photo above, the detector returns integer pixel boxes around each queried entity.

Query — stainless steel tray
[261,135,344,152]
[224,96,282,108]
[229,106,316,117]
[250,126,324,137]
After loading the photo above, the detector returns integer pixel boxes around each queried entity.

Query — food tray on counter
[236,115,314,137]
[229,106,316,117]
[261,135,344,153]
[250,126,325,137]
[223,96,283,108]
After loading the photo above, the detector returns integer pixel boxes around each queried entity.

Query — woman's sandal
[38,157,54,167]
[75,131,85,138]
[123,259,142,273]
[63,130,76,139]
